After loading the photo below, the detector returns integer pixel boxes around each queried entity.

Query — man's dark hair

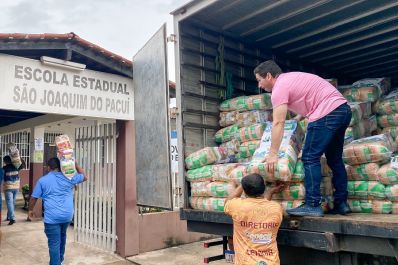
[254,60,282,78]
[3,155,12,164]
[241,173,266,198]
[47,157,61,171]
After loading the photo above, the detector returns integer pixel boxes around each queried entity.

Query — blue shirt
[32,171,85,224]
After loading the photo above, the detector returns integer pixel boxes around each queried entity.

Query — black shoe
[329,201,351,215]
[286,204,324,217]
[8,220,15,225]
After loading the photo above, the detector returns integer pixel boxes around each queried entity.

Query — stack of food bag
[375,90,398,146]
[55,135,76,179]
[6,143,22,169]
[188,94,273,211]
[343,134,396,214]
[342,78,390,103]
[345,101,376,140]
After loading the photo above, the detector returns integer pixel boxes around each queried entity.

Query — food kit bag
[189,197,226,212]
[220,139,240,156]
[235,123,266,142]
[219,94,272,112]
[215,124,240,143]
[55,135,76,179]
[292,160,305,182]
[343,134,394,165]
[191,181,235,198]
[348,199,392,214]
[375,90,398,115]
[393,202,398,214]
[238,140,260,159]
[272,183,305,201]
[185,147,228,170]
[346,163,379,181]
[6,143,22,169]
[235,110,272,127]
[385,184,398,201]
[377,163,398,185]
[347,181,386,199]
[186,163,238,182]
[219,111,239,127]
[377,113,398,128]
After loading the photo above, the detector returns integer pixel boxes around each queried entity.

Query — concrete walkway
[0,196,132,265]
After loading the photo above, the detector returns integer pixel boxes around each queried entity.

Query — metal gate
[74,123,117,252]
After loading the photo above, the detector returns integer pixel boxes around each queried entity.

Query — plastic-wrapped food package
[229,164,248,183]
[363,116,378,136]
[375,91,398,115]
[381,127,398,142]
[219,94,272,112]
[349,103,361,126]
[6,143,22,169]
[247,145,297,182]
[235,110,272,127]
[238,140,260,159]
[185,147,228,170]
[215,124,240,143]
[186,163,238,182]
[235,124,266,142]
[347,181,386,200]
[352,78,391,96]
[272,183,305,200]
[377,163,398,185]
[279,200,304,211]
[189,197,226,212]
[343,87,380,102]
[220,139,240,156]
[348,199,392,214]
[385,185,398,201]
[346,163,380,181]
[343,134,394,166]
[393,202,398,214]
[219,111,239,127]
[55,135,76,179]
[190,181,235,197]
[345,123,366,140]
[377,113,398,128]
[292,160,305,182]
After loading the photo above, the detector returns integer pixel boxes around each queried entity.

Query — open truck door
[133,24,172,209]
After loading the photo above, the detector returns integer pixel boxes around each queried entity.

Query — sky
[0,0,192,80]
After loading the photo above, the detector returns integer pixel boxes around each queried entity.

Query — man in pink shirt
[254,60,352,217]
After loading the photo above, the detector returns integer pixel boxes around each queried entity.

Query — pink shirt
[271,72,347,122]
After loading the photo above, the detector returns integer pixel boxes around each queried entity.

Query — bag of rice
[368,181,387,200]
[186,163,238,182]
[219,111,239,127]
[352,78,390,96]
[238,140,260,159]
[348,199,362,213]
[236,110,272,127]
[377,163,398,185]
[348,103,362,126]
[385,184,398,201]
[381,127,398,141]
[372,200,393,214]
[235,124,266,142]
[55,135,76,179]
[220,139,240,156]
[343,87,380,102]
[215,124,240,143]
[348,200,392,214]
[219,94,272,112]
[343,134,394,165]
[185,147,228,170]
[6,143,22,169]
[377,113,398,128]
[189,197,226,212]
[190,181,211,197]
[346,163,379,181]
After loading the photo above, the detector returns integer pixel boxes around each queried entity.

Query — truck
[133,1,398,264]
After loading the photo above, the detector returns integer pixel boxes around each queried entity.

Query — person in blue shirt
[29,157,87,265]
